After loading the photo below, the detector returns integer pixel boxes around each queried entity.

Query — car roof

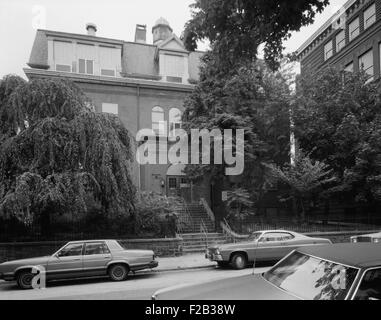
[297,243,381,268]
[67,239,116,244]
[256,230,298,234]
[354,231,381,237]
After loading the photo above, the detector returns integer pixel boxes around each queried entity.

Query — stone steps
[179,232,228,253]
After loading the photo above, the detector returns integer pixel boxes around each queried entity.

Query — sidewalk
[150,253,217,273]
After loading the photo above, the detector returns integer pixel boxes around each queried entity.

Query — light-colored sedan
[351,231,381,243]
[0,240,158,289]
[206,230,332,269]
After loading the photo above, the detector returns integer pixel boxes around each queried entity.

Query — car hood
[0,256,51,266]
[211,241,254,251]
[153,274,299,300]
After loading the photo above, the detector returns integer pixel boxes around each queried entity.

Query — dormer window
[162,54,185,83]
[54,41,72,72]
[78,59,94,75]
[78,43,96,75]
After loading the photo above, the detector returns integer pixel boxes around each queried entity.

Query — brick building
[297,0,381,81]
[24,18,211,204]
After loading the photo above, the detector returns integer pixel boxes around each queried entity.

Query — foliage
[182,0,329,71]
[0,76,136,231]
[183,60,291,201]
[265,150,337,219]
[133,192,183,236]
[224,187,254,221]
[293,67,381,204]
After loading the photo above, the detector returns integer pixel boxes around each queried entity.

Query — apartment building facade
[297,0,381,81]
[24,18,210,204]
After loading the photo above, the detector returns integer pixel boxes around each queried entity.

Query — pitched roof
[27,29,203,81]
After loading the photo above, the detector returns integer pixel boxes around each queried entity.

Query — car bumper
[0,272,15,281]
[149,260,159,269]
[205,253,223,261]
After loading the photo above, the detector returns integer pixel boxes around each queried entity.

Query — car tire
[231,253,247,270]
[108,264,129,281]
[17,270,34,290]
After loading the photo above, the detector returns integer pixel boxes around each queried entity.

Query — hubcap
[236,256,244,268]
[113,267,125,278]
[22,274,33,286]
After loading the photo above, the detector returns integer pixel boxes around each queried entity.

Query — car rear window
[263,251,359,300]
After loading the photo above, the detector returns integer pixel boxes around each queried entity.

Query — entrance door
[167,176,191,202]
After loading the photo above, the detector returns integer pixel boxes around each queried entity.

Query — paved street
[0,266,269,300]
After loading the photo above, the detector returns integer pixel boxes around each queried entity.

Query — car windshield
[263,251,359,300]
[248,232,262,241]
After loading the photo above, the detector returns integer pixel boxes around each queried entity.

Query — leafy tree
[181,1,329,215]
[183,60,291,207]
[293,67,381,206]
[265,150,337,220]
[0,76,136,234]
[183,0,329,71]
[224,187,254,231]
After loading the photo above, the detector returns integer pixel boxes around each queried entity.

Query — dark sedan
[0,240,158,289]
[153,243,381,300]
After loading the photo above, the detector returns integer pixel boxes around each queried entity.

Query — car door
[47,243,84,279]
[256,232,285,261]
[82,242,112,276]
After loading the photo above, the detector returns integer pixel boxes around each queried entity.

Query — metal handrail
[220,218,249,243]
[176,198,194,235]
[199,198,215,223]
[200,218,209,247]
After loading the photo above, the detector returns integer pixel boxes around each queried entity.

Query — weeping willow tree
[0,75,136,234]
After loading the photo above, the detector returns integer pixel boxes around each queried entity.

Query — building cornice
[23,68,195,93]
[297,0,358,56]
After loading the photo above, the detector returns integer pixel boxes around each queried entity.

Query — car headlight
[374,238,380,243]
[352,238,357,243]
[215,248,221,255]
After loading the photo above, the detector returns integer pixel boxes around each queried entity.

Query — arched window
[152,106,165,136]
[169,107,182,138]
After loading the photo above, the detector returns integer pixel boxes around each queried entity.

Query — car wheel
[17,271,34,289]
[231,253,247,270]
[108,264,129,281]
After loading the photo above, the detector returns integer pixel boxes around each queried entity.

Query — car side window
[354,268,381,300]
[280,233,295,241]
[261,233,284,242]
[84,242,110,255]
[57,243,83,257]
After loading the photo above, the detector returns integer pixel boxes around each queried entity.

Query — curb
[139,263,217,274]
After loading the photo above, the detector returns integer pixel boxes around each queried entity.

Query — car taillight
[374,238,380,243]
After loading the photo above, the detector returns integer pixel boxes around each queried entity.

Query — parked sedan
[0,240,158,289]
[153,243,381,300]
[351,231,381,243]
[206,230,331,269]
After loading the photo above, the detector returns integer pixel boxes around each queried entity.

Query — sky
[0,0,349,79]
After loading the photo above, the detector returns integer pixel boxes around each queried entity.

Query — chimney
[86,23,97,36]
[135,24,147,43]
